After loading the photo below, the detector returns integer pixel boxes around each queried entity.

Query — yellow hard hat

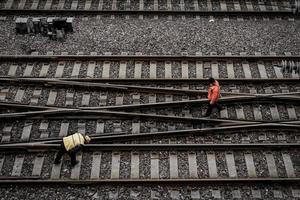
[84,135,91,143]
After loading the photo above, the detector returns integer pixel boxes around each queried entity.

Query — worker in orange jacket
[204,77,222,117]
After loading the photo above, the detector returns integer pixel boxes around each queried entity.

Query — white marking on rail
[71,61,81,77]
[98,0,103,10]
[196,61,203,78]
[282,152,296,178]
[32,155,44,176]
[165,61,172,79]
[226,61,235,78]
[39,121,49,138]
[71,0,78,9]
[211,62,219,78]
[65,92,74,106]
[233,0,241,11]
[23,63,34,77]
[220,0,227,11]
[57,0,65,9]
[96,120,104,134]
[292,189,300,198]
[270,105,280,120]
[206,0,212,10]
[225,151,237,177]
[253,104,262,120]
[12,155,24,176]
[193,0,199,10]
[191,190,200,199]
[265,152,278,177]
[30,88,41,104]
[235,105,245,120]
[150,61,157,78]
[132,121,140,134]
[180,0,185,11]
[116,94,124,106]
[273,190,283,198]
[245,152,257,177]
[91,152,101,179]
[131,152,139,179]
[14,88,25,102]
[169,152,178,179]
[1,124,12,142]
[102,61,110,78]
[287,106,297,120]
[55,62,65,78]
[59,122,69,137]
[44,0,53,9]
[134,61,142,79]
[0,156,4,174]
[188,152,198,178]
[18,0,26,9]
[258,0,266,11]
[39,63,50,77]
[8,64,17,77]
[212,189,221,199]
[207,151,218,178]
[232,189,241,199]
[70,153,82,179]
[84,0,92,10]
[5,0,14,9]
[270,0,278,11]
[119,61,127,78]
[81,93,90,106]
[167,0,172,10]
[21,121,32,141]
[245,1,254,11]
[220,106,228,118]
[251,188,262,199]
[257,61,268,78]
[242,62,252,78]
[151,152,159,179]
[51,158,62,179]
[170,190,179,199]
[111,152,120,179]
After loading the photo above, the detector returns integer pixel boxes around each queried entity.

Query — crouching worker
[54,133,91,167]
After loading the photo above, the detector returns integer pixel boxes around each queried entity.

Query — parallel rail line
[1,55,299,61]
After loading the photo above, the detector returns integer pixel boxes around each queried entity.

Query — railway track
[0,143,299,183]
[0,2,299,198]
[1,54,299,79]
[0,0,294,15]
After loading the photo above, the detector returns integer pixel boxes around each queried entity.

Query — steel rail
[0,178,298,185]
[81,95,300,110]
[0,93,299,114]
[0,108,261,126]
[0,143,299,151]
[33,123,300,144]
[58,78,300,83]
[0,78,299,96]
[0,55,299,62]
[0,9,294,14]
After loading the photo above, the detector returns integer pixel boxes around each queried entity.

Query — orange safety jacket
[207,80,220,104]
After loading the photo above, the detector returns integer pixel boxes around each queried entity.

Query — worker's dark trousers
[54,142,77,165]
[204,102,222,117]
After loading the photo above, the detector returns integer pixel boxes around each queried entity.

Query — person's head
[208,77,215,85]
[84,135,91,144]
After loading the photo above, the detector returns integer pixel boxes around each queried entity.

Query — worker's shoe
[71,160,79,167]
